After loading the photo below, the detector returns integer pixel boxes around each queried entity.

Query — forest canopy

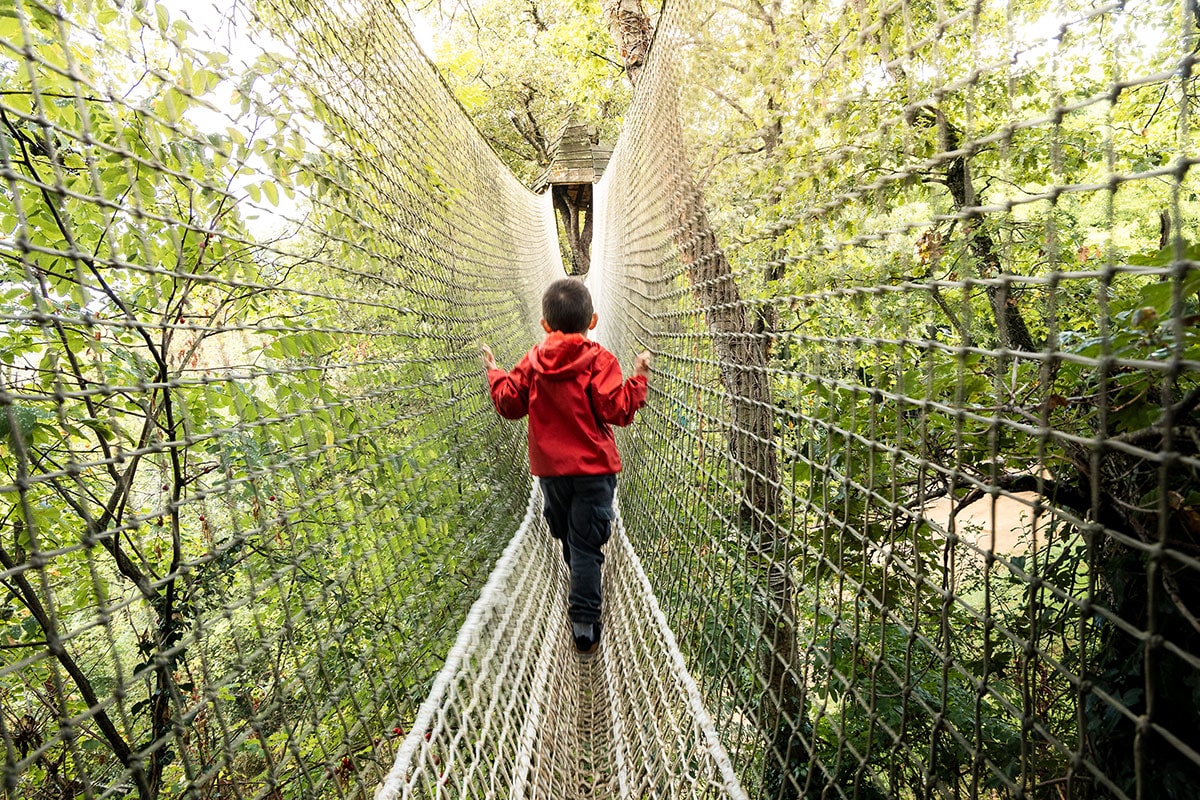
[419,0,637,183]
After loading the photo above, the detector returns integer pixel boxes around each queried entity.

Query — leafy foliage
[426,0,633,182]
[0,1,540,797]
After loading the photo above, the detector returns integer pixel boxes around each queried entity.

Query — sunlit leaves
[430,0,629,182]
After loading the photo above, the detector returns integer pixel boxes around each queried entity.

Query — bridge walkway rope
[375,486,747,799]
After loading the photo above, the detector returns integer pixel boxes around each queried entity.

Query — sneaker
[572,621,601,654]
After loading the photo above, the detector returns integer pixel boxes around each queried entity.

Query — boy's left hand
[480,344,497,371]
[634,350,652,378]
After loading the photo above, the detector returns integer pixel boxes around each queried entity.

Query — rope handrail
[375,485,540,799]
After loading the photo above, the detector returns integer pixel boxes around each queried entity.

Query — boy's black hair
[542,278,593,333]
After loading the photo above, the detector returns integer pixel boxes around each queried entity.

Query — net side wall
[0,1,558,797]
[600,0,1200,797]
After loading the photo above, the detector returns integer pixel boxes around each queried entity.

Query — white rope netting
[374,482,746,799]
[4,0,1196,795]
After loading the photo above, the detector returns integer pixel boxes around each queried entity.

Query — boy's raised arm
[590,350,649,427]
[482,345,531,419]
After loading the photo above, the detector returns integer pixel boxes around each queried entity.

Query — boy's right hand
[481,344,497,371]
[634,350,652,379]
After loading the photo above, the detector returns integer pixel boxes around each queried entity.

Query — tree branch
[0,542,142,786]
[951,472,1090,519]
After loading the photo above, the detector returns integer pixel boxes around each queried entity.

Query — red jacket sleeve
[488,356,532,419]
[589,350,647,427]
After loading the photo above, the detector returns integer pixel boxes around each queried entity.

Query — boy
[482,278,651,654]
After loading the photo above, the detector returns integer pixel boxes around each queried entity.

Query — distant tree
[428,0,630,182]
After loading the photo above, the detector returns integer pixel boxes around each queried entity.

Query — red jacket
[488,333,647,477]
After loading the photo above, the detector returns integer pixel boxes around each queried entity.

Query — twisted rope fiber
[374,486,543,799]
[376,483,750,799]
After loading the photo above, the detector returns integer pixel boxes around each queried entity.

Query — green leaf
[20,614,41,640]
[0,15,22,45]
[73,580,95,611]
[1128,242,1200,268]
[1114,271,1200,317]
[0,405,38,441]
[79,417,115,442]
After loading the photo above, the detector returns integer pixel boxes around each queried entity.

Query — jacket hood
[530,332,598,379]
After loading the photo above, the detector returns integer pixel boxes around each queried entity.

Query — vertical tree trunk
[552,187,592,274]
[935,110,1037,352]
[600,0,654,86]
[601,4,806,795]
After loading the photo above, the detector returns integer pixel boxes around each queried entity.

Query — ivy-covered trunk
[1079,405,1200,799]
[601,3,807,795]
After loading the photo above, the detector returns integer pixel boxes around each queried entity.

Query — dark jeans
[539,474,617,625]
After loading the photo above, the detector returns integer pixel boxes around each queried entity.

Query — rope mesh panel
[375,487,745,798]
[0,1,558,796]
[595,0,1199,798]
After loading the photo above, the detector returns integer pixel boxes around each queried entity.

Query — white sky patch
[157,0,309,240]
[402,5,442,58]
[1010,0,1174,78]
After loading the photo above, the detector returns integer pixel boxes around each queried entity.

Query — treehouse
[533,119,613,275]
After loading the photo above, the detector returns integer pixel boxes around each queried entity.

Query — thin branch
[706,85,758,126]
[927,285,972,345]
[585,49,626,69]
[0,541,141,784]
[525,0,547,31]
[1164,568,1200,633]
[951,472,1089,519]
[0,90,113,103]
[1142,82,1171,131]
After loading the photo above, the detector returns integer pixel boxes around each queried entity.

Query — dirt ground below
[923,492,1047,555]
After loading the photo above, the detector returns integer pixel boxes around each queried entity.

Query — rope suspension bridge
[1,0,1196,797]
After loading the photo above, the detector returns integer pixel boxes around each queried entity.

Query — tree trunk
[599,0,654,85]
[967,219,1038,352]
[935,110,1037,352]
[552,186,592,275]
[602,4,806,796]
